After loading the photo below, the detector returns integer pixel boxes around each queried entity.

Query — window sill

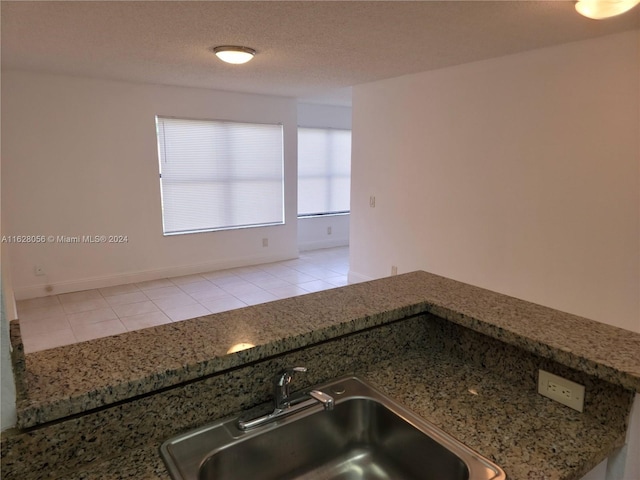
[297,212,350,219]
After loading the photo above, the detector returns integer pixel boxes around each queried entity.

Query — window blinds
[156,117,284,235]
[297,127,351,217]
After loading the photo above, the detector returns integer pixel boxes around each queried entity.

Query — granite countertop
[13,270,640,429]
[62,348,630,480]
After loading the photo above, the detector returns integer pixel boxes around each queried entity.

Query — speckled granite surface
[2,317,427,480]
[55,344,632,480]
[1,314,634,480]
[12,271,640,430]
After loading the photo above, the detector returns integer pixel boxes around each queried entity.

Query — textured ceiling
[2,1,638,105]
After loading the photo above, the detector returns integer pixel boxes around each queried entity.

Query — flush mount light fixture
[575,0,640,19]
[213,45,256,64]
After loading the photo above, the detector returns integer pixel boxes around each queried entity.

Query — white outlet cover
[538,370,585,412]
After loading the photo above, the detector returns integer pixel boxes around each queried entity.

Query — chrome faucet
[274,366,307,410]
[238,367,334,430]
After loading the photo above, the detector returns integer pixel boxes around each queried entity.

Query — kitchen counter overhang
[3,270,640,480]
[12,270,640,428]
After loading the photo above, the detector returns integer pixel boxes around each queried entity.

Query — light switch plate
[538,370,585,412]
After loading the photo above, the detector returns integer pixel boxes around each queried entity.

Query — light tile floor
[17,247,349,353]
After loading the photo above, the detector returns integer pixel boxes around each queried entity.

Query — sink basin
[161,376,506,480]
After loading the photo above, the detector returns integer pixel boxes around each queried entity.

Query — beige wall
[1,72,299,299]
[351,31,639,333]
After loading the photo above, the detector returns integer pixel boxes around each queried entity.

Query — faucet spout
[274,367,307,409]
[237,367,335,431]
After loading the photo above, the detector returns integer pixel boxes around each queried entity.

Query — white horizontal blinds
[297,128,351,216]
[156,117,284,235]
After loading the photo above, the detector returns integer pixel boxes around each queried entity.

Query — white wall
[298,214,350,251]
[1,72,299,299]
[1,65,18,430]
[351,31,639,332]
[350,30,639,479]
[1,256,17,431]
[296,102,352,251]
[297,103,352,129]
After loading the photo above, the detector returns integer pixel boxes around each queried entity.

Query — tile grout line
[18,247,349,353]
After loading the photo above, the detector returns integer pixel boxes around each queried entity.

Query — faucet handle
[309,390,334,410]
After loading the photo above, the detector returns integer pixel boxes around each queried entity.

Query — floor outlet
[538,370,585,412]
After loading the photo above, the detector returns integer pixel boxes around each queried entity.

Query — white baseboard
[13,252,299,300]
[347,270,374,284]
[298,238,349,252]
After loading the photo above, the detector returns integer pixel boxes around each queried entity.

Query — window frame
[155,115,285,236]
[297,126,352,218]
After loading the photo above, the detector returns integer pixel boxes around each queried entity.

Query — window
[156,116,284,235]
[297,127,351,217]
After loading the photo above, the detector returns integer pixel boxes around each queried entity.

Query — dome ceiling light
[213,46,256,64]
[575,0,640,19]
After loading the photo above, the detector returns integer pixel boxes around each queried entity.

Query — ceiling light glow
[575,0,640,19]
[213,46,256,64]
[226,342,256,354]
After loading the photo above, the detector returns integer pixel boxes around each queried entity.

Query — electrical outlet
[369,196,376,208]
[262,238,268,247]
[391,265,398,276]
[327,226,332,235]
[538,370,585,412]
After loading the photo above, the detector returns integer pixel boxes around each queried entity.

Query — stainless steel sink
[161,376,506,480]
